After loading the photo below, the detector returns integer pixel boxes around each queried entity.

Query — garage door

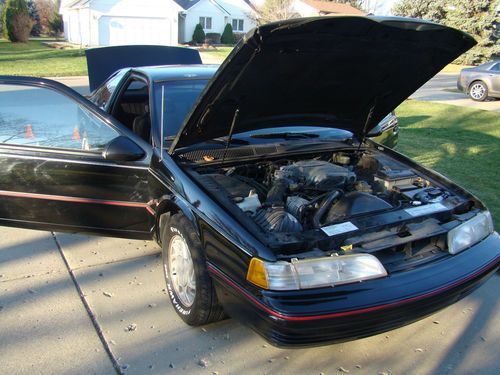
[99,16,171,46]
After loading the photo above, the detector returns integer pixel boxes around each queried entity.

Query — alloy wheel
[167,234,196,307]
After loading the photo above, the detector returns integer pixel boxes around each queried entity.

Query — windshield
[154,79,208,139]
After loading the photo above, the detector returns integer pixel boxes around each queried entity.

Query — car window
[89,69,127,109]
[0,84,119,152]
[154,79,208,139]
[490,63,500,72]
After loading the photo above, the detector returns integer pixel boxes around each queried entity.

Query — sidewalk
[0,228,115,375]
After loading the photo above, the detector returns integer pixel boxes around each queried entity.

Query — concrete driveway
[1,227,498,375]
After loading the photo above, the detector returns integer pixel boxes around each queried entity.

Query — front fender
[155,194,199,244]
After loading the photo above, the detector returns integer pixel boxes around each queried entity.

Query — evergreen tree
[393,0,499,64]
[192,23,205,44]
[221,23,235,44]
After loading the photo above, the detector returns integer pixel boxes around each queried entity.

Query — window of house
[232,19,244,32]
[199,17,212,30]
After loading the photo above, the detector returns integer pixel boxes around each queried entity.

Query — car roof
[130,64,219,83]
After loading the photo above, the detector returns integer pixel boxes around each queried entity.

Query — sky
[363,0,399,16]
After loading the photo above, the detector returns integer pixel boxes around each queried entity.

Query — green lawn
[199,46,233,58]
[0,38,87,77]
[396,100,500,229]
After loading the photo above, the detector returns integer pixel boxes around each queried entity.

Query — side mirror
[367,125,383,138]
[103,136,146,162]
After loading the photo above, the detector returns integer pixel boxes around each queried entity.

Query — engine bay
[190,149,477,270]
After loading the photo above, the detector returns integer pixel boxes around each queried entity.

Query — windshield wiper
[207,137,249,145]
[250,132,319,139]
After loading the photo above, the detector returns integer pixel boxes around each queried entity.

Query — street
[410,73,500,112]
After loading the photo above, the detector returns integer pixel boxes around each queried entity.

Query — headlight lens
[247,254,387,291]
[447,211,494,254]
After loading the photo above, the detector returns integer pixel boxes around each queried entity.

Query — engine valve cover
[278,160,356,190]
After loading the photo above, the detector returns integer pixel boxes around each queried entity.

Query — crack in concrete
[51,232,124,375]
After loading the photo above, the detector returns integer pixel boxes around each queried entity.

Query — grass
[440,63,470,74]
[395,100,500,229]
[0,38,87,77]
[199,46,233,58]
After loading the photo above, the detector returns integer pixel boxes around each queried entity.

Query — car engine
[191,149,473,268]
[197,152,458,231]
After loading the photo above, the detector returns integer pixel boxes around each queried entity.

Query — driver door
[0,76,154,239]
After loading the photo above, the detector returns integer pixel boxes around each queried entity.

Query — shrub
[11,12,33,42]
[205,32,221,44]
[0,4,3,36]
[192,23,205,44]
[3,0,32,42]
[220,23,235,44]
[233,32,245,43]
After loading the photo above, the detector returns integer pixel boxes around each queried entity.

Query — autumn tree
[34,0,55,35]
[252,0,300,25]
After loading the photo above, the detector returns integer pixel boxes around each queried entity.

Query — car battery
[374,169,417,191]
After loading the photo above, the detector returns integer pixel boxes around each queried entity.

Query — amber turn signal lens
[246,258,269,289]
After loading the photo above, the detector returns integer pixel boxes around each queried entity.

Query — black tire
[468,81,488,101]
[160,213,225,326]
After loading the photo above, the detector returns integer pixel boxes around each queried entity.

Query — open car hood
[170,16,475,152]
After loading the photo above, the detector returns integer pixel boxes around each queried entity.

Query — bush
[0,4,4,36]
[220,23,235,44]
[192,23,205,44]
[234,32,245,43]
[205,32,221,44]
[3,0,32,42]
[10,12,33,42]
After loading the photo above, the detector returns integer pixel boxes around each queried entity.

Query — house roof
[63,0,91,8]
[301,0,366,15]
[173,0,202,10]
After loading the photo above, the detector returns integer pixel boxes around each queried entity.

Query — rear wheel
[468,81,488,101]
[161,213,225,326]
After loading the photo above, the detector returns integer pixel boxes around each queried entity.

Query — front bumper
[209,233,499,347]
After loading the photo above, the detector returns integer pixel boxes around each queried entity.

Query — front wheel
[468,81,488,101]
[161,213,225,326]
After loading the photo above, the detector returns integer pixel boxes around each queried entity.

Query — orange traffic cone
[26,124,33,138]
[72,126,81,140]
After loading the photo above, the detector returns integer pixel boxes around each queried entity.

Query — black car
[85,59,398,149]
[0,17,498,347]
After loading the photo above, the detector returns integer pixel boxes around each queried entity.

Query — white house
[251,0,365,17]
[61,0,257,46]
[61,0,182,46]
[176,0,257,43]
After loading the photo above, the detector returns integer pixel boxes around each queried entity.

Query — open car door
[0,76,154,239]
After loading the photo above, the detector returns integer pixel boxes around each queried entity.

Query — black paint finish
[0,18,498,347]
